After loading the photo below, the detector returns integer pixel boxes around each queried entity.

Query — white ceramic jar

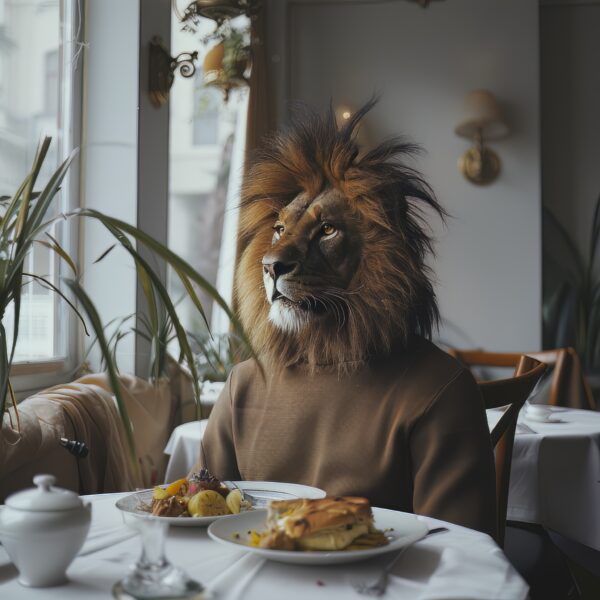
[0,474,91,587]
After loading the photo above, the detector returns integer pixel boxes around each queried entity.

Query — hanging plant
[202,27,251,101]
[175,0,260,34]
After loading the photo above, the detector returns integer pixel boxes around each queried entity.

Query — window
[168,15,249,336]
[44,49,59,115]
[0,0,81,375]
[192,68,220,146]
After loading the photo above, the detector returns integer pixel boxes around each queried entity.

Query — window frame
[9,0,83,396]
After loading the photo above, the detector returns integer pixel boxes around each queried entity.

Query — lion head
[236,99,445,371]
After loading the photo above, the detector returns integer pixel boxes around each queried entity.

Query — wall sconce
[455,90,508,186]
[148,36,198,108]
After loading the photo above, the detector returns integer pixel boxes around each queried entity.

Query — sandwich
[256,496,388,551]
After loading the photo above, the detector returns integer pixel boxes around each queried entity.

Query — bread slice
[261,496,376,550]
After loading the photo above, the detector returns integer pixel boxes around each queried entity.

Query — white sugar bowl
[0,474,91,587]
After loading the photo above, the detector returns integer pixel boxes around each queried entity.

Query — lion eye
[273,224,285,238]
[321,223,336,236]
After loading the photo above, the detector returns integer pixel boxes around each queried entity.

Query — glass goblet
[113,490,205,600]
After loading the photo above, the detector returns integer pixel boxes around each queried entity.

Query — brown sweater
[201,338,497,538]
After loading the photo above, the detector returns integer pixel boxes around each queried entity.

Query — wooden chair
[450,347,595,410]
[449,350,546,546]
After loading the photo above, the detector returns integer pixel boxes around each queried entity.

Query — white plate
[207,507,429,564]
[115,481,326,528]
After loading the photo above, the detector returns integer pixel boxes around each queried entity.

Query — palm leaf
[135,261,160,379]
[589,193,600,283]
[590,194,600,265]
[173,266,210,333]
[93,244,117,264]
[543,207,585,287]
[132,253,202,413]
[14,139,51,243]
[22,273,89,336]
[71,208,258,368]
[64,279,140,481]
[542,206,587,356]
[0,323,10,417]
[95,220,203,409]
[81,313,135,371]
[7,155,75,286]
[45,233,78,276]
[8,265,23,367]
[1,172,30,243]
[586,282,600,369]
[21,150,77,242]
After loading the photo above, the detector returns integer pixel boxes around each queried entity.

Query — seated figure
[201,100,497,538]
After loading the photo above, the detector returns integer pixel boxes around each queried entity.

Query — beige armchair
[0,362,196,501]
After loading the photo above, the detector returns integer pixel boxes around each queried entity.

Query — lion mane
[235,99,445,371]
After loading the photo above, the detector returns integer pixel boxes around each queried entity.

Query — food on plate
[249,496,389,551]
[187,489,228,517]
[147,468,250,518]
[225,489,243,514]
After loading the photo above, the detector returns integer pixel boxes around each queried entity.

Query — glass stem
[138,518,169,570]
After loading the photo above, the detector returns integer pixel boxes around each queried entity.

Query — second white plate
[115,481,326,527]
[207,507,429,564]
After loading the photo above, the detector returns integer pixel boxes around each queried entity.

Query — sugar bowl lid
[6,474,83,511]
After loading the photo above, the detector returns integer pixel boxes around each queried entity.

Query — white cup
[526,403,553,421]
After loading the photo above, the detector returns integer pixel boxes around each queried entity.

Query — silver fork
[353,526,449,597]
[223,481,269,508]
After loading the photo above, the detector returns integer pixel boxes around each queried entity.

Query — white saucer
[523,413,564,424]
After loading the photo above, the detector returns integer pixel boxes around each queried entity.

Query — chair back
[450,347,595,410]
[449,350,546,546]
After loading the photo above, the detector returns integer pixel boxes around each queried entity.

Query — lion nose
[262,260,298,280]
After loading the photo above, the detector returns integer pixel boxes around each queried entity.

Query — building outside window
[0,0,79,368]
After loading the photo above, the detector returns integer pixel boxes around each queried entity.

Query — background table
[487,406,600,551]
[164,420,208,482]
[0,493,528,599]
[166,408,600,552]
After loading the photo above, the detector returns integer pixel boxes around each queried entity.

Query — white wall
[267,0,541,352]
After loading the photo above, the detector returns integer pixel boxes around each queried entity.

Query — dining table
[166,404,600,553]
[487,405,600,551]
[0,491,528,599]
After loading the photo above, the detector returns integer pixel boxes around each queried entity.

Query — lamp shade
[455,90,508,140]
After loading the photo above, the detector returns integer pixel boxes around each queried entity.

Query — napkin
[384,527,528,600]
[516,423,538,435]
[204,553,266,600]
[333,523,528,600]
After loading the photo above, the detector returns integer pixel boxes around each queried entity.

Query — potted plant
[543,194,600,397]
[0,138,253,467]
[175,3,252,102]
[185,330,250,406]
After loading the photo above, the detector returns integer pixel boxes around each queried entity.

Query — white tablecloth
[164,420,208,482]
[0,493,528,599]
[487,407,600,551]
